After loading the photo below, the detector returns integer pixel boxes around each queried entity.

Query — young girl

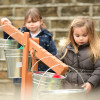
[3,8,57,71]
[2,8,57,98]
[57,17,100,99]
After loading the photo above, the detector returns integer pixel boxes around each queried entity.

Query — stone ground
[0,79,21,100]
[0,79,14,100]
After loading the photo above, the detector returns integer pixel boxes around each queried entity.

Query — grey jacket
[57,43,100,88]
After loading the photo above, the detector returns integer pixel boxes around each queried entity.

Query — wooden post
[21,32,38,100]
[21,33,39,100]
[21,32,30,100]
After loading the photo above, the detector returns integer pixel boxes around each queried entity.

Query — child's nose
[79,36,83,40]
[31,22,34,24]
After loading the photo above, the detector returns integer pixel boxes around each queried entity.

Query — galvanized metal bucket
[32,71,65,100]
[32,57,86,100]
[32,71,86,100]
[0,39,18,60]
[40,89,86,100]
[33,57,86,100]
[4,49,32,78]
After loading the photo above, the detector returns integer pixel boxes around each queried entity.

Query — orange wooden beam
[0,19,68,75]
[21,32,33,100]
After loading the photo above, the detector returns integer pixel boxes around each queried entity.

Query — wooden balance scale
[0,19,68,100]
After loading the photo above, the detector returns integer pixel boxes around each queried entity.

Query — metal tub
[4,49,32,78]
[40,89,85,100]
[32,65,86,100]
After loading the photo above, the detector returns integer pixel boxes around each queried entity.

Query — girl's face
[73,26,89,46]
[25,16,43,34]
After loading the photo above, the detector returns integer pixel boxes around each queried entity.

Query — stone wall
[0,0,100,99]
[0,0,100,48]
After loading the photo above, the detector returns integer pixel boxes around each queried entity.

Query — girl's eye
[75,35,79,37]
[83,34,87,37]
[27,21,31,23]
[33,21,37,22]
[27,21,37,23]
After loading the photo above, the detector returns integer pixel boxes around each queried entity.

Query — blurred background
[0,0,100,100]
[0,0,100,49]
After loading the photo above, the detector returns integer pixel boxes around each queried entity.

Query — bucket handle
[33,63,86,100]
[31,56,65,100]
[31,56,85,100]
[31,55,85,85]
[7,32,17,39]
[66,65,85,84]
[37,64,86,100]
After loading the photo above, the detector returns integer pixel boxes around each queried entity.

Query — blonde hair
[24,8,46,29]
[66,16,100,61]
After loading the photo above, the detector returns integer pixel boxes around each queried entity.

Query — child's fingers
[81,83,92,93]
[30,49,34,57]
[1,18,11,24]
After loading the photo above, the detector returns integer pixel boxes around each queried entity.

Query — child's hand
[1,17,12,24]
[81,82,92,93]
[30,49,34,57]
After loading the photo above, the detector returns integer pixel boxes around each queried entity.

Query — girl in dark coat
[57,17,100,100]
[2,8,57,100]
[3,8,57,71]
[2,8,57,87]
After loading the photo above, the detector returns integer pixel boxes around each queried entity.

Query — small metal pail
[4,49,32,78]
[0,39,18,60]
[32,71,65,100]
[40,89,85,100]
[32,57,86,100]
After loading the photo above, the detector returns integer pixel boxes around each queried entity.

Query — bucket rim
[32,71,65,79]
[4,49,23,51]
[40,89,86,94]
[0,39,17,41]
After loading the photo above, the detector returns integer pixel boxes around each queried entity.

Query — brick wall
[0,0,100,48]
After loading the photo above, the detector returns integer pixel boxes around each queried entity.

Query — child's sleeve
[87,58,100,88]
[3,31,13,39]
[46,38,57,55]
